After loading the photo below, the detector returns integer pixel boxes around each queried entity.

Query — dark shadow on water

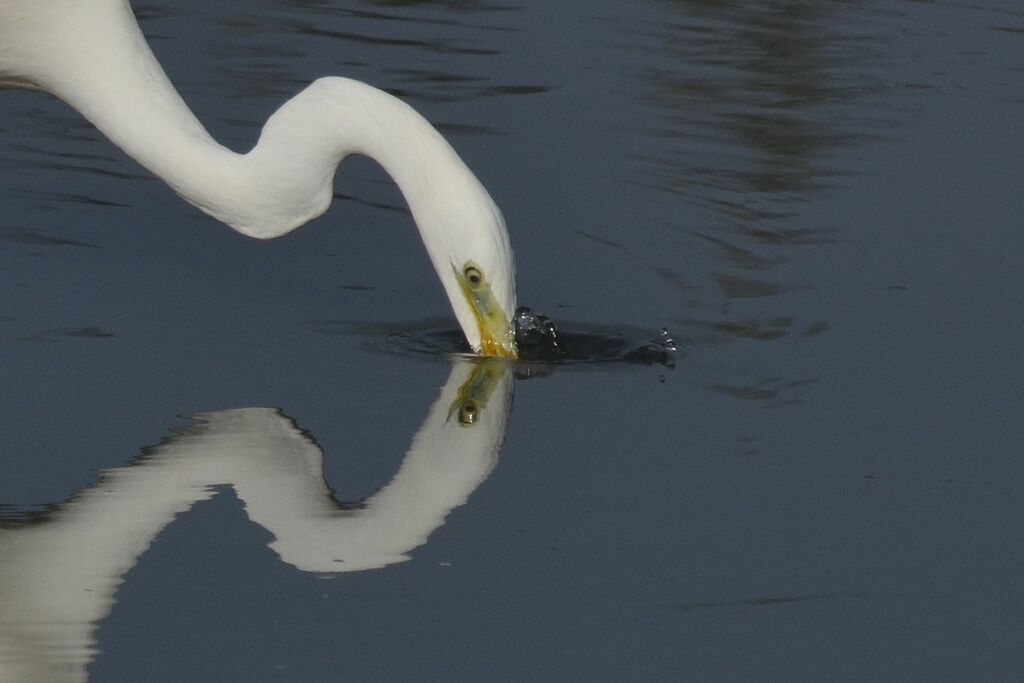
[16,327,116,343]
[660,591,863,613]
[304,318,679,369]
[630,0,898,350]
[0,229,101,249]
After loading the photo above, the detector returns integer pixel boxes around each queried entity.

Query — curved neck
[3,1,225,199]
[5,0,485,241]
[246,76,485,241]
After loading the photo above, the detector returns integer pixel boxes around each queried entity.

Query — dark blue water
[1,1,1022,680]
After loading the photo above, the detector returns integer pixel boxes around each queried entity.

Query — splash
[510,306,679,367]
[308,312,680,368]
[512,306,563,360]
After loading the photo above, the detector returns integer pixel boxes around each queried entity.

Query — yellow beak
[454,265,517,359]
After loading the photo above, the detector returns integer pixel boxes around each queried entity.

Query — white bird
[0,0,517,357]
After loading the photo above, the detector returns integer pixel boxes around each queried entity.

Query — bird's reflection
[0,357,511,683]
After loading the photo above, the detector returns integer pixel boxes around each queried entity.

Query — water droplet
[658,327,678,352]
[513,306,564,360]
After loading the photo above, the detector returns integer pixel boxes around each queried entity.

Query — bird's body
[0,0,517,356]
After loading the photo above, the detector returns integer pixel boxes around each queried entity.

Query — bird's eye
[458,400,480,426]
[463,265,484,288]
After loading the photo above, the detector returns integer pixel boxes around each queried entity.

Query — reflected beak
[447,359,507,426]
[454,266,518,359]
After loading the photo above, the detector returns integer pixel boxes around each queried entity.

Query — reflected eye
[463,265,484,289]
[458,400,480,426]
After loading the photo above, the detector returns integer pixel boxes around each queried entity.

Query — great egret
[0,0,517,357]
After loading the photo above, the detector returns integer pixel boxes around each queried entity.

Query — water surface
[1,0,1022,680]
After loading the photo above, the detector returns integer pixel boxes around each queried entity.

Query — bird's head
[417,178,517,359]
[450,255,517,359]
[315,80,519,358]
